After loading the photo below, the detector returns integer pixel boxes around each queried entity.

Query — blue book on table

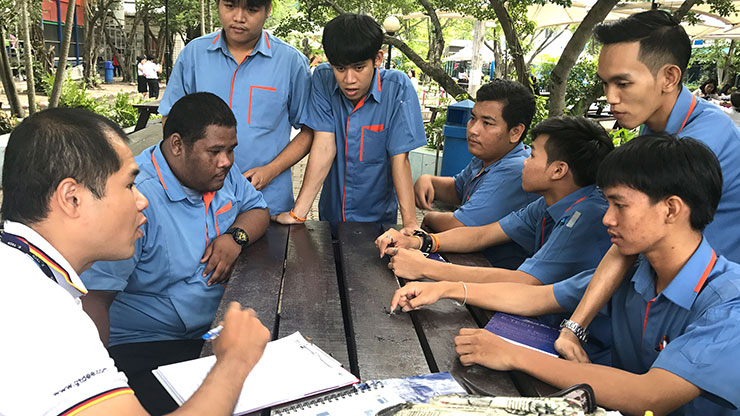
[484,313,560,357]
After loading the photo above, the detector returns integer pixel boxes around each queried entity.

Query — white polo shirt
[0,221,131,415]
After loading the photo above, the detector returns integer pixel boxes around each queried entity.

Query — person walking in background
[144,55,162,99]
[137,56,148,99]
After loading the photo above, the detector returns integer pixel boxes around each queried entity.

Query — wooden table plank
[337,222,429,380]
[200,224,289,357]
[278,221,350,369]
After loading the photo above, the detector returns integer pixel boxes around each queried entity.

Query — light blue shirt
[498,185,611,284]
[643,86,740,263]
[80,144,267,346]
[452,144,538,269]
[159,29,311,215]
[554,238,740,414]
[305,63,427,224]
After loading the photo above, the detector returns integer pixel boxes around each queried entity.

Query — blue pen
[202,325,223,341]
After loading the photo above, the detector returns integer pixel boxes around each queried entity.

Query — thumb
[243,169,255,179]
[201,243,214,263]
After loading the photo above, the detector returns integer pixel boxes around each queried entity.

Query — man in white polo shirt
[0,108,269,415]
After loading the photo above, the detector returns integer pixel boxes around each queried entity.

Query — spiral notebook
[152,332,359,415]
[272,381,405,415]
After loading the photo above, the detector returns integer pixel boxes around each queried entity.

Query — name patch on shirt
[565,211,581,228]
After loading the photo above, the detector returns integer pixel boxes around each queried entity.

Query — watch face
[235,230,248,243]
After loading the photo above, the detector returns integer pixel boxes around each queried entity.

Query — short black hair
[217,0,272,10]
[594,10,690,80]
[476,79,536,141]
[1,108,128,224]
[597,133,721,231]
[163,92,237,147]
[530,116,614,187]
[700,78,718,92]
[323,14,383,66]
[731,91,740,108]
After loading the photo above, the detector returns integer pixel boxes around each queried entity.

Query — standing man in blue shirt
[272,13,426,231]
[554,10,740,362]
[414,79,538,269]
[159,0,312,216]
[452,134,740,415]
[377,116,614,286]
[81,93,269,414]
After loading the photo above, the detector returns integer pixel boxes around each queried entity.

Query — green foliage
[109,93,140,128]
[609,127,638,147]
[424,113,446,149]
[534,55,600,114]
[528,95,549,144]
[0,111,17,135]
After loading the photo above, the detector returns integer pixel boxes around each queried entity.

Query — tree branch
[674,0,699,21]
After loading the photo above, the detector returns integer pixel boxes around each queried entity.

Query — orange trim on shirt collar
[264,32,271,49]
[212,33,221,44]
[229,55,249,108]
[377,68,381,92]
[151,151,168,191]
[694,249,717,293]
[203,192,216,246]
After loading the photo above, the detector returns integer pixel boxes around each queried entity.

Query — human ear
[663,195,686,225]
[53,178,83,219]
[660,64,682,93]
[169,133,184,157]
[550,161,569,181]
[375,50,384,68]
[508,124,525,144]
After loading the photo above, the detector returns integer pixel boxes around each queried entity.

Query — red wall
[42,0,85,26]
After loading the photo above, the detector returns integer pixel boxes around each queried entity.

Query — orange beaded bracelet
[289,209,307,223]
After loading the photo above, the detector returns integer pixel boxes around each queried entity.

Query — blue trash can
[440,99,475,176]
[104,60,114,84]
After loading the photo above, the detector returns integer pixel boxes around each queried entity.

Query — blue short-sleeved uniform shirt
[80,144,267,346]
[305,63,427,224]
[554,238,740,415]
[643,86,740,263]
[452,144,538,269]
[159,30,310,215]
[498,185,611,284]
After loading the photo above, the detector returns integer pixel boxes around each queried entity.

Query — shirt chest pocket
[214,201,236,236]
[247,85,286,130]
[359,124,387,164]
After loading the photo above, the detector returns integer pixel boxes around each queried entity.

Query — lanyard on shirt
[538,196,587,249]
[0,231,83,295]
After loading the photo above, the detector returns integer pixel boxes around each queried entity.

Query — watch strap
[560,319,589,344]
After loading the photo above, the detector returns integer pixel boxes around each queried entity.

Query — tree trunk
[49,0,77,108]
[673,0,699,21]
[200,0,206,36]
[548,0,619,117]
[31,21,53,75]
[385,35,467,98]
[206,0,213,33]
[418,0,445,66]
[489,0,530,89]
[19,0,36,114]
[469,19,484,96]
[719,40,736,87]
[0,24,24,117]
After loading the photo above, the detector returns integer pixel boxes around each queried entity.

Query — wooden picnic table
[200,221,554,413]
[133,100,161,132]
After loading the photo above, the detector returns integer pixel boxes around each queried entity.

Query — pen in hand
[202,325,223,341]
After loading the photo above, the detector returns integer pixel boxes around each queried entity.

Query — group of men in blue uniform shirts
[2,0,740,414]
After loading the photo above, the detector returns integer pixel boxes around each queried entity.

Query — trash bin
[104,60,114,84]
[440,99,475,176]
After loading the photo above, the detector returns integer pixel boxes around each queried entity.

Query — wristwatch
[225,227,249,247]
[560,319,589,344]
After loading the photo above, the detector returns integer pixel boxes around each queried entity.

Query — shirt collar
[644,85,693,135]
[333,67,383,105]
[150,144,191,203]
[2,220,87,298]
[207,29,273,59]
[631,237,717,309]
[546,184,596,222]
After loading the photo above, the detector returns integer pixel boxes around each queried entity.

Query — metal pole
[386,44,392,69]
[73,3,79,66]
[55,0,63,56]
[165,0,171,81]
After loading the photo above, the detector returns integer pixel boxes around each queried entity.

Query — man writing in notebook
[272,13,426,232]
[441,134,739,415]
[0,108,269,415]
[414,79,538,269]
[377,116,613,286]
[552,9,740,363]
[80,92,269,414]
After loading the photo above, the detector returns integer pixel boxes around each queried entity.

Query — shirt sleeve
[304,68,336,133]
[231,167,268,213]
[287,54,312,129]
[517,205,610,285]
[552,269,596,312]
[80,239,143,292]
[453,163,473,201]
[652,281,740,410]
[386,76,427,156]
[158,48,193,116]
[498,198,545,256]
[454,166,528,227]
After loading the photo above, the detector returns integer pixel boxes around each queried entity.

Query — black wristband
[413,230,433,253]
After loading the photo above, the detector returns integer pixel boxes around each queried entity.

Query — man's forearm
[292,132,337,216]
[231,208,269,245]
[569,244,636,328]
[173,358,256,415]
[422,211,464,232]
[391,153,419,228]
[425,263,541,285]
[435,222,511,253]
[262,126,313,176]
[430,176,460,204]
[439,281,563,314]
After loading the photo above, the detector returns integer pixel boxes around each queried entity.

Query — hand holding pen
[208,302,270,373]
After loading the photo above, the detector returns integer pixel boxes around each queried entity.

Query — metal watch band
[560,319,589,344]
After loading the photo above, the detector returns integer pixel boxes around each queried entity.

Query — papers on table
[153,331,359,415]
[484,313,560,357]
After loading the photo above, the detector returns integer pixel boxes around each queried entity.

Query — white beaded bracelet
[460,281,468,306]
